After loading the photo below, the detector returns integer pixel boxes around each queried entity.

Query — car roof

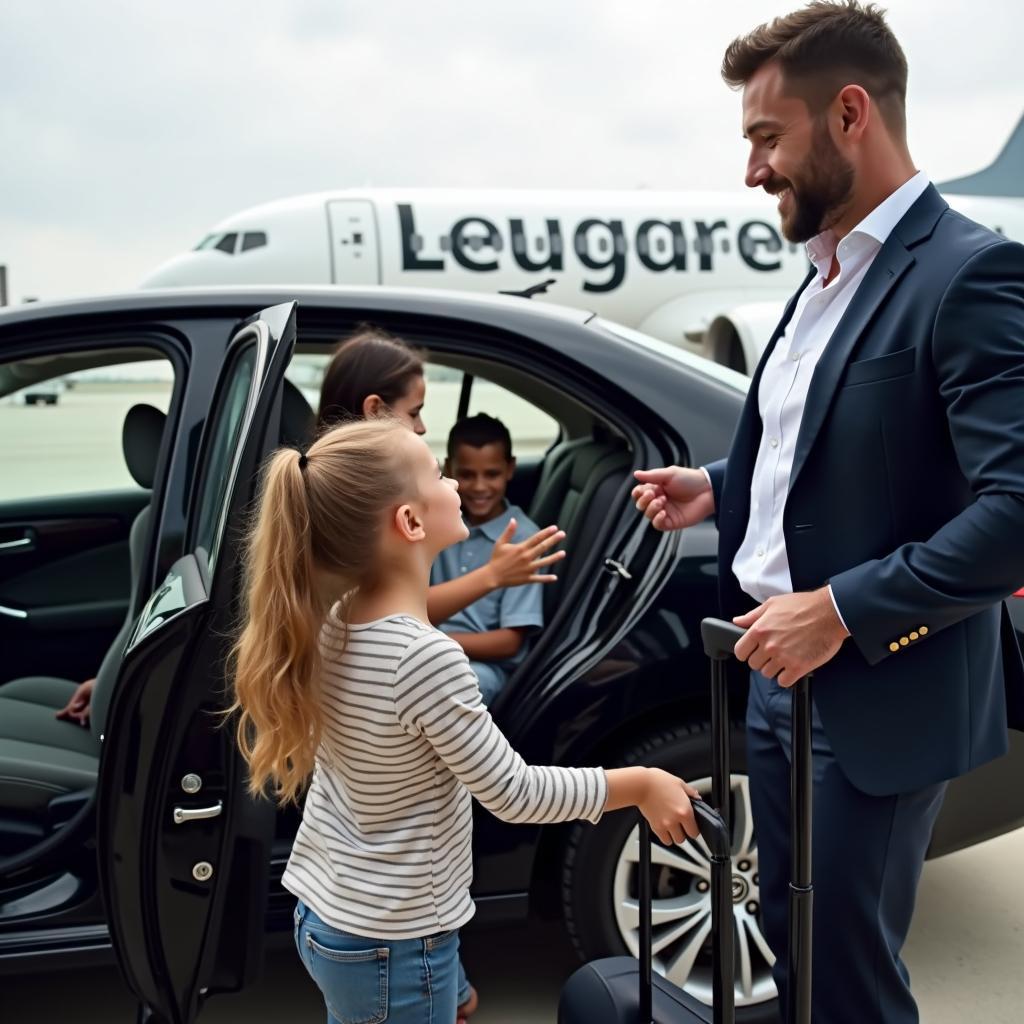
[0,284,596,331]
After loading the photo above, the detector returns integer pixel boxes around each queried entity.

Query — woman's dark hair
[316,325,425,431]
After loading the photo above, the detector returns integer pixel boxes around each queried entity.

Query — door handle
[173,800,223,825]
[0,534,33,553]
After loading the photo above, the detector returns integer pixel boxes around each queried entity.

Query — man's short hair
[722,1,908,137]
[447,413,513,462]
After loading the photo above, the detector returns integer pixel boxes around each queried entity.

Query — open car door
[96,303,297,1024]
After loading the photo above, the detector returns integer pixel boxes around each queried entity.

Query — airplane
[140,115,1024,374]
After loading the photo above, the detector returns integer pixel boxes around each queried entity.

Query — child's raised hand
[486,520,566,588]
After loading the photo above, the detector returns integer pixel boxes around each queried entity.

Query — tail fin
[938,113,1024,197]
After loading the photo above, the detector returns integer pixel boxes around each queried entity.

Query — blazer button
[889,642,900,653]
[919,626,928,635]
[899,636,910,646]
[909,631,919,641]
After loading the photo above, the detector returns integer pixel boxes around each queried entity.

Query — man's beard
[773,122,855,243]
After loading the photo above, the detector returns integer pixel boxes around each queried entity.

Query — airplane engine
[701,300,785,375]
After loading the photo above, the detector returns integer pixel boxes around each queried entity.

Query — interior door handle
[173,800,223,825]
[0,535,33,552]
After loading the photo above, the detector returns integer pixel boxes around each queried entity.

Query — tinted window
[214,233,238,255]
[191,343,258,579]
[241,231,267,252]
[421,364,559,462]
[0,355,173,501]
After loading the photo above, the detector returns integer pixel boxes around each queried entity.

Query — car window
[190,342,259,579]
[284,351,330,416]
[419,365,559,461]
[0,355,173,502]
[465,377,560,460]
[282,352,559,461]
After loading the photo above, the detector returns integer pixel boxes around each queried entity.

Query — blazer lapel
[787,245,913,492]
[786,184,947,493]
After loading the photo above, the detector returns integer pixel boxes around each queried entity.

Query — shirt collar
[804,171,930,276]
[466,501,514,541]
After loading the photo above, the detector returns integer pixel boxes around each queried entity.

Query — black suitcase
[558,618,814,1024]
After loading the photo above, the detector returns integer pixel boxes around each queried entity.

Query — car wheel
[561,723,778,1022]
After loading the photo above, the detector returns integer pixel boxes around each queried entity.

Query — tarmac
[6,826,1023,1022]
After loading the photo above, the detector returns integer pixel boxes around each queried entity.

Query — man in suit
[633,3,1024,1020]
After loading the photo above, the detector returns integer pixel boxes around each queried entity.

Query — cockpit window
[194,234,219,251]
[241,231,267,252]
[214,233,239,255]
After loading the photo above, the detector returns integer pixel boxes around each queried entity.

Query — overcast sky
[1,0,1021,302]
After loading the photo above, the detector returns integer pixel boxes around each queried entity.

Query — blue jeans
[294,900,470,1024]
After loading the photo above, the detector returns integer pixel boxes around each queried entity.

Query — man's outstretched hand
[733,589,850,687]
[632,467,715,531]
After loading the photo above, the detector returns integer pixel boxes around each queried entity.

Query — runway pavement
[6,826,1023,1023]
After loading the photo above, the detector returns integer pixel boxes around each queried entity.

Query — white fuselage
[141,187,1024,356]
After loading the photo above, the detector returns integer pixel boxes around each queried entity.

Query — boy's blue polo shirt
[430,503,544,675]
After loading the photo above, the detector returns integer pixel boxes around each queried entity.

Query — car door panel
[97,302,296,1024]
[0,493,145,683]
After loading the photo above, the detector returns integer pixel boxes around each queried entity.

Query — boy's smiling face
[446,441,515,526]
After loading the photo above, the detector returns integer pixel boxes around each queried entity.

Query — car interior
[0,347,173,860]
[0,328,641,867]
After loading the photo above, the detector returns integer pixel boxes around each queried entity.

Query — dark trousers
[746,670,947,1023]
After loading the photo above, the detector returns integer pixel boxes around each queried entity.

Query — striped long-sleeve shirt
[281,612,608,939]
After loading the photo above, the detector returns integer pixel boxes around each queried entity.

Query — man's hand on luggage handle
[632,467,715,531]
[733,589,850,687]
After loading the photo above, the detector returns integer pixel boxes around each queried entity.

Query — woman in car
[316,326,567,636]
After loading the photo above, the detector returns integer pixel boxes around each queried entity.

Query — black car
[1,289,1022,1024]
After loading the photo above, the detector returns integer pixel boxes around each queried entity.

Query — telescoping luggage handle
[700,618,814,1024]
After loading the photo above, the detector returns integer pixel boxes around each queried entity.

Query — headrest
[280,378,314,448]
[122,404,167,489]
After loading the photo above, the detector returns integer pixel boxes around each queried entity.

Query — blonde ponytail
[229,419,413,804]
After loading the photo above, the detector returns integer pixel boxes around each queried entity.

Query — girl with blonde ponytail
[231,418,702,1024]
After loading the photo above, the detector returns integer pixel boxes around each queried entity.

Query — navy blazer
[706,184,1024,796]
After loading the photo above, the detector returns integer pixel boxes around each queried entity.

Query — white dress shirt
[729,171,931,624]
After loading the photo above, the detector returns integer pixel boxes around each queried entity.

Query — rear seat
[528,434,632,618]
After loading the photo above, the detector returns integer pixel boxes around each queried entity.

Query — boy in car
[431,414,548,704]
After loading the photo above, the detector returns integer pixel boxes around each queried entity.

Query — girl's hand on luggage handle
[605,767,703,846]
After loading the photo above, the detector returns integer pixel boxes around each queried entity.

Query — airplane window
[241,231,267,252]
[194,234,219,251]
[214,233,238,255]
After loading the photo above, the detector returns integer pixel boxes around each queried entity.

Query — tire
[561,722,778,1023]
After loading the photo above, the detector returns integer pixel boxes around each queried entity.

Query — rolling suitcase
[558,617,814,1024]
